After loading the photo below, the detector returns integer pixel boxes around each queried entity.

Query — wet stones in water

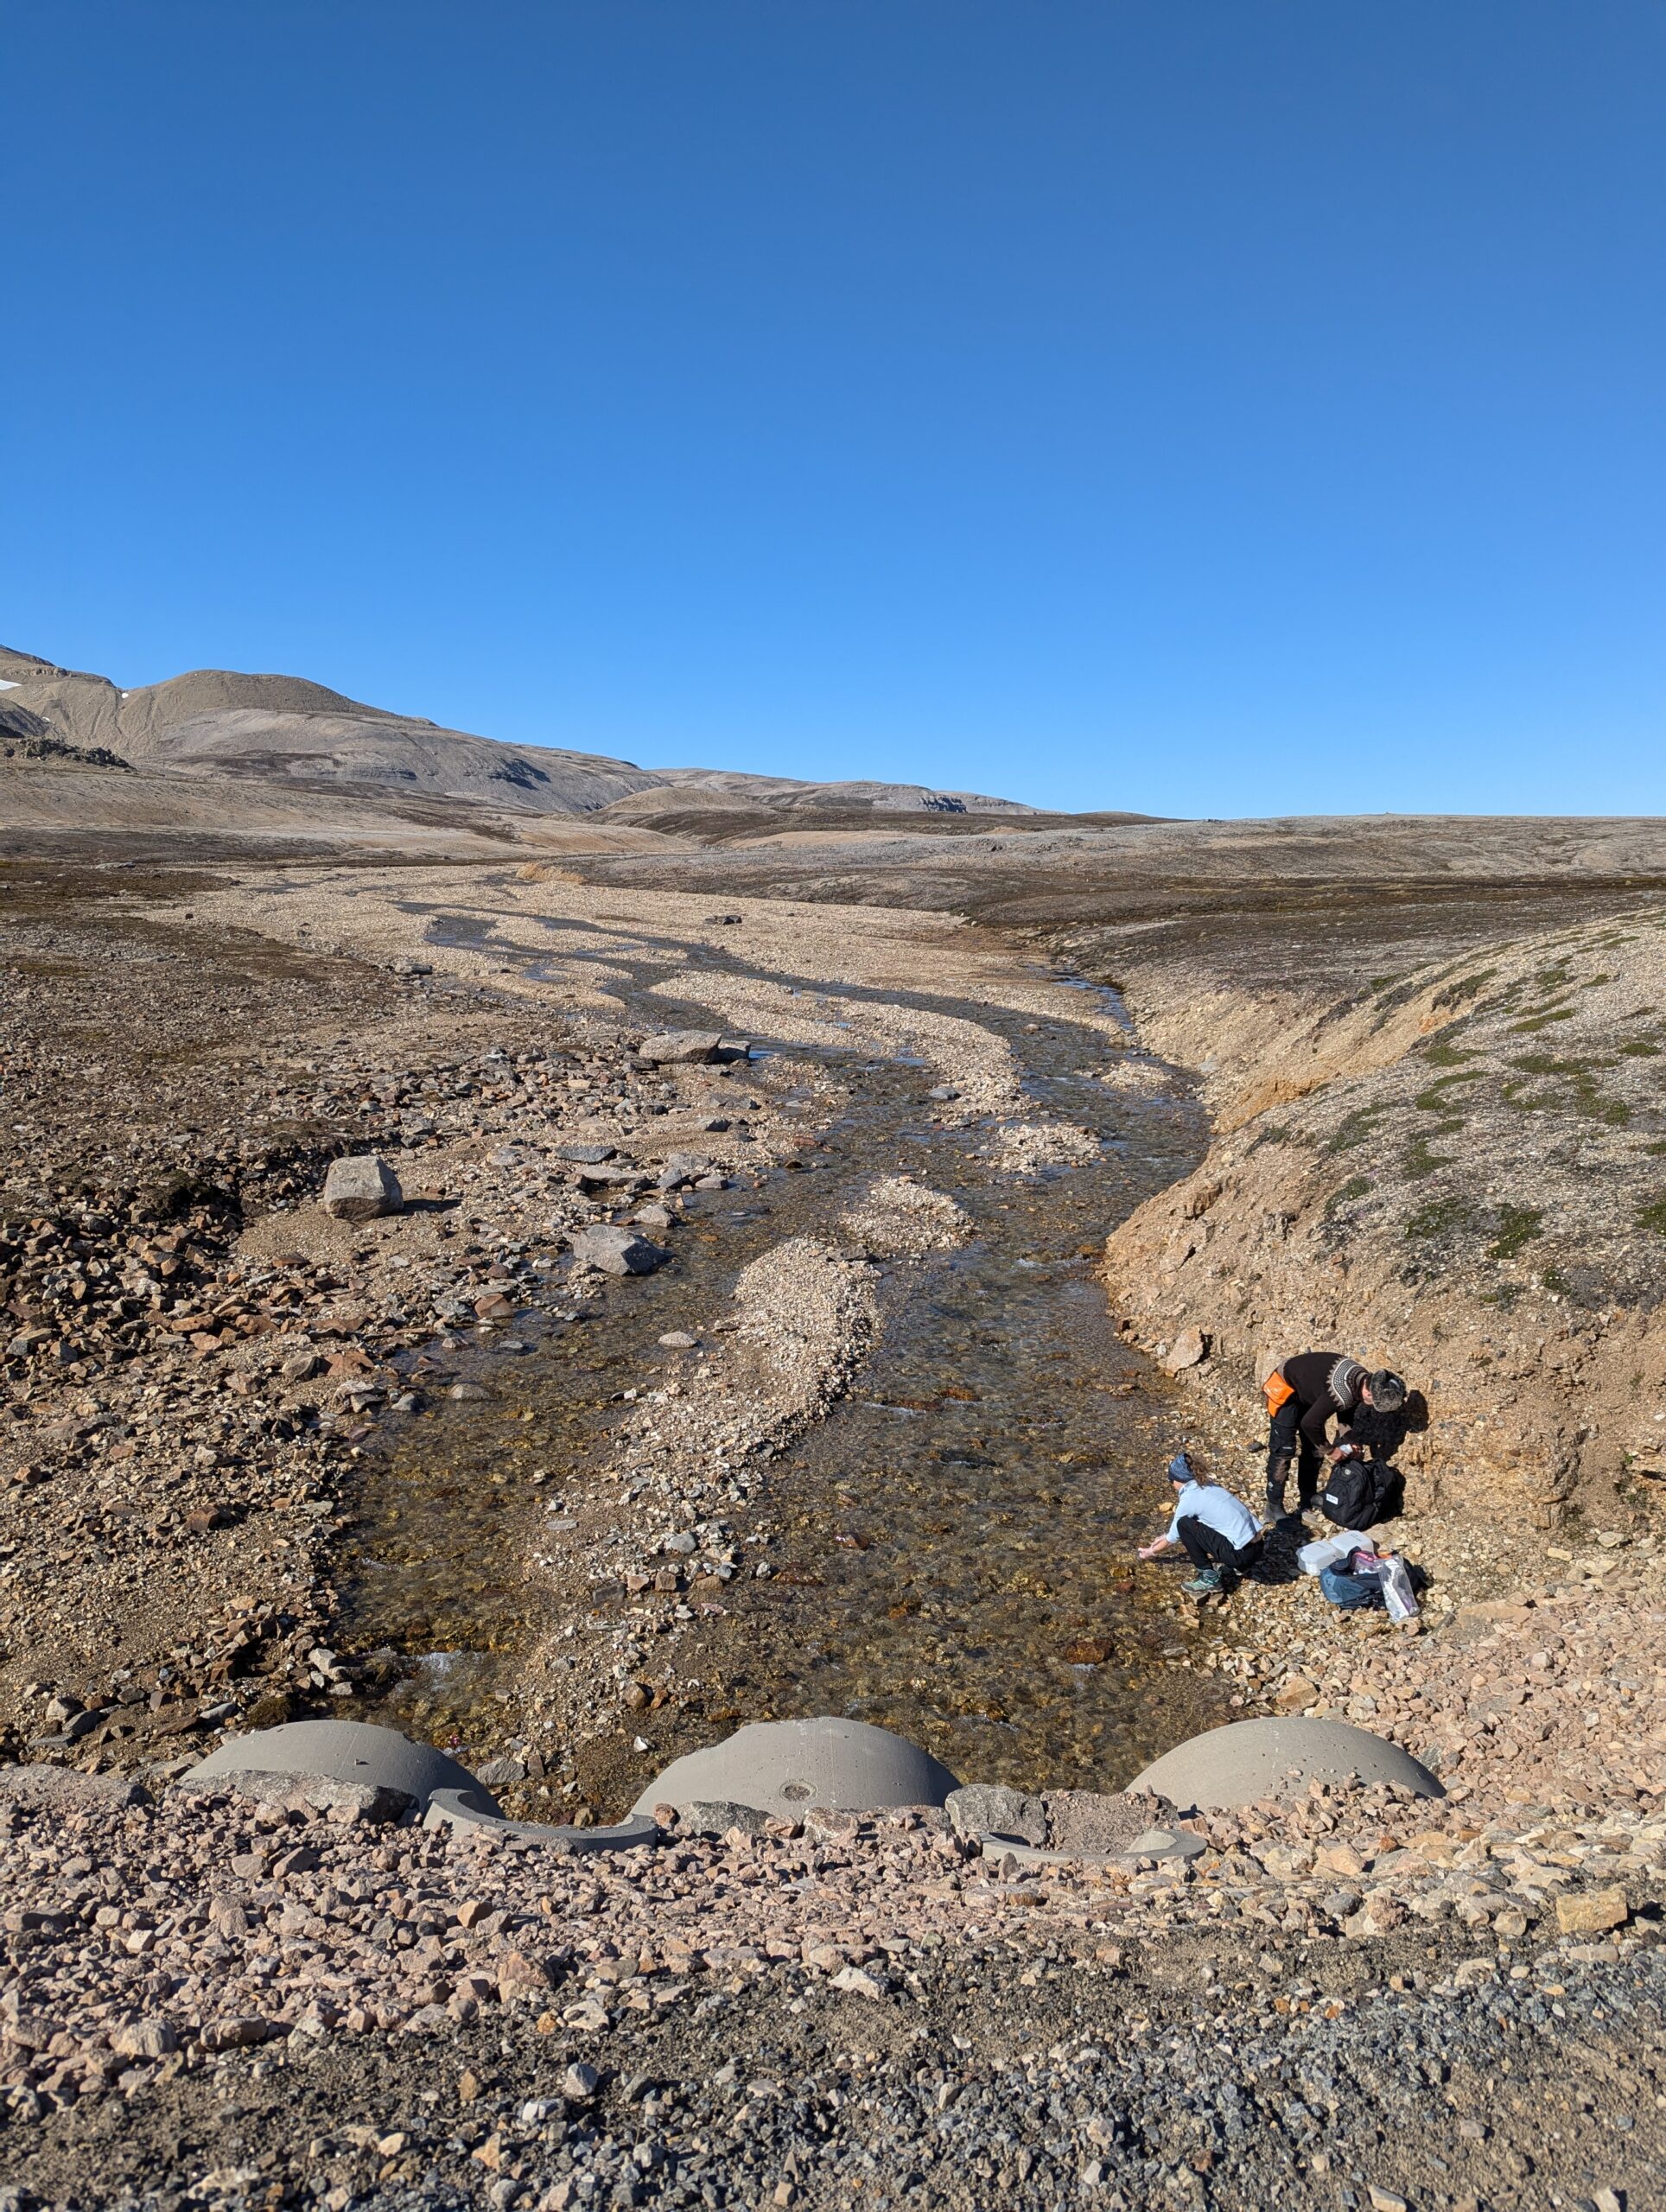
[576,1166,646,1193]
[570,1225,671,1276]
[321,1154,403,1221]
[655,1154,709,1191]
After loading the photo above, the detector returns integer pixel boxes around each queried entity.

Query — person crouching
[1137,1452,1265,1596]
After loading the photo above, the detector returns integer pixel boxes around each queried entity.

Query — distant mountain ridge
[0,645,1035,820]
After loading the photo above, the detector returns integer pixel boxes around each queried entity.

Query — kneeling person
[1138,1452,1264,1595]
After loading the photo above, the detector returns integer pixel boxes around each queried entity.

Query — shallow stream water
[334,925,1236,1799]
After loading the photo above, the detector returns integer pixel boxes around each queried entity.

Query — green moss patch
[1405,1196,1477,1239]
[1403,1134,1457,1179]
[1487,1205,1544,1260]
[1325,1175,1373,1217]
[1415,1071,1485,1109]
[1431,968,1497,1010]
[1420,1038,1478,1067]
[1324,1103,1391,1155]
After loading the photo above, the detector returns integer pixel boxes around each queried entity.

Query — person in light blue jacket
[1137,1452,1265,1596]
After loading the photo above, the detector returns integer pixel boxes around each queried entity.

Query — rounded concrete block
[633,1716,960,1821]
[423,1791,659,1853]
[186,1720,502,1821]
[1128,1716,1443,1812]
[188,1722,664,1853]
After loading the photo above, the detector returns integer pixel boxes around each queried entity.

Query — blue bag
[1319,1561,1384,1611]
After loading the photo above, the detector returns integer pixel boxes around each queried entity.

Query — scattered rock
[570,1226,672,1277]
[321,1154,403,1221]
[1555,1886,1629,1935]
[1042,1789,1177,1857]
[110,2017,179,2060]
[945,1783,1047,1847]
[637,1032,724,1066]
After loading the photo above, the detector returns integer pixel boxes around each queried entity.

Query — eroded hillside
[1102,906,1666,1524]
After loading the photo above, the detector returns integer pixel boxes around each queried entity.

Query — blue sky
[4,3,1664,817]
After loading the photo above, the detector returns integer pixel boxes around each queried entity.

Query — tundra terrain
[3,696,1665,2209]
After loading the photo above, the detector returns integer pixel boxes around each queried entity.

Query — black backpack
[1320,1459,1403,1532]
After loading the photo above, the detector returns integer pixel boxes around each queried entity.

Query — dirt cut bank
[1101,902,1666,1532]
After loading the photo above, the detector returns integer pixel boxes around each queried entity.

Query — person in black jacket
[1263,1352,1406,1522]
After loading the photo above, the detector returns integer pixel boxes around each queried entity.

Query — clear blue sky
[5,3,1664,817]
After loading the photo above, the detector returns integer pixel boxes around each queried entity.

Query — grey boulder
[0,1765,152,1813]
[665,1800,773,1838]
[945,1783,1047,1847]
[571,1225,671,1276]
[173,1767,415,1826]
[1129,1715,1443,1812]
[637,1031,723,1065]
[321,1154,403,1221]
[633,1717,960,1821]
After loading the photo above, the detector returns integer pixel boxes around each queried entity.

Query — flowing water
[334,931,1237,1802]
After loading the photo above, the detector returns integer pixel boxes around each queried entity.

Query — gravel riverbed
[3,853,1664,2208]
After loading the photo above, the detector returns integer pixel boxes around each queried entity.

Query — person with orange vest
[1263,1352,1406,1522]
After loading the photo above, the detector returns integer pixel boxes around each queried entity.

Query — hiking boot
[1182,1567,1223,1595]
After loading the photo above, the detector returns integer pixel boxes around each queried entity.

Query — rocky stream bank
[2,854,1663,2207]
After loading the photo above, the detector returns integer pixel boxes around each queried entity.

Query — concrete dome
[186,1719,501,1818]
[1129,1716,1442,1812]
[633,1716,960,1821]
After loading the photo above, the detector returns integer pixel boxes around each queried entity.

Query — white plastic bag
[1297,1531,1361,1577]
[1377,1554,1418,1622]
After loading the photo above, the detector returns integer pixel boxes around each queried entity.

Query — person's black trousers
[1176,1516,1263,1583]
[1266,1396,1323,1515]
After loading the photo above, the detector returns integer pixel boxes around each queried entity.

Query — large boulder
[637,1031,723,1065]
[571,1225,671,1275]
[633,1717,960,1821]
[1129,1716,1443,1812]
[0,1766,152,1812]
[321,1154,403,1221]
